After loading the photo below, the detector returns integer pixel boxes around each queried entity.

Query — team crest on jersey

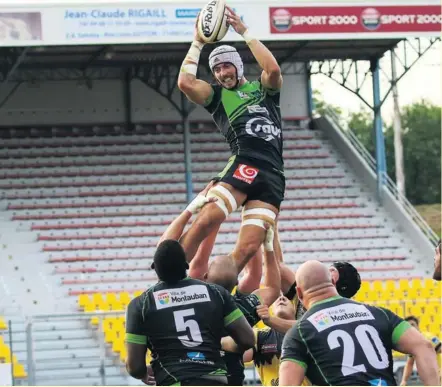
[237,90,250,99]
[308,303,375,332]
[153,285,211,310]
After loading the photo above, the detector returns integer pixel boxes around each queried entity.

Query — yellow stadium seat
[0,344,11,362]
[385,280,397,292]
[84,303,96,313]
[0,317,7,330]
[112,338,124,353]
[120,346,127,362]
[399,279,409,291]
[120,291,131,305]
[92,293,104,303]
[429,323,441,336]
[372,280,384,293]
[90,316,99,326]
[360,281,370,293]
[78,294,90,309]
[106,293,118,304]
[133,290,143,297]
[105,330,117,343]
[13,363,27,379]
[110,301,123,311]
[411,278,422,290]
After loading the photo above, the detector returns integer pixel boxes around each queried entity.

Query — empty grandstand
[0,0,440,385]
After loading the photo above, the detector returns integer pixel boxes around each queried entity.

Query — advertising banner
[0,2,439,46]
[269,5,441,35]
[0,4,267,46]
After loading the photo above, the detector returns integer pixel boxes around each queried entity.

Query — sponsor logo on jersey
[233,164,259,184]
[180,352,214,365]
[261,343,277,353]
[187,352,206,360]
[153,285,211,310]
[308,303,375,332]
[247,105,269,115]
[157,292,170,305]
[245,117,281,141]
[368,378,388,386]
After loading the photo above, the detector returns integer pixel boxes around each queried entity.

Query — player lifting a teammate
[177,5,285,276]
[279,260,441,386]
[125,239,255,386]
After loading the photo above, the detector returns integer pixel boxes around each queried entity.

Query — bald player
[279,260,440,386]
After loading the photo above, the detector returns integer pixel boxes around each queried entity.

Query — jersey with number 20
[281,295,411,386]
[125,277,243,386]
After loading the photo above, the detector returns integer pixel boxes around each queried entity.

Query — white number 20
[327,324,390,376]
[173,308,203,348]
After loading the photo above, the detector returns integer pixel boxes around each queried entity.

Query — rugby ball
[197,0,229,44]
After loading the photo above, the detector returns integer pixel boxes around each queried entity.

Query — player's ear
[296,286,303,305]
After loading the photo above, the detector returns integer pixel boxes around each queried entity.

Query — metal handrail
[324,107,439,246]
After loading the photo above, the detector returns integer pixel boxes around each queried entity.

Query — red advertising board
[269,5,441,34]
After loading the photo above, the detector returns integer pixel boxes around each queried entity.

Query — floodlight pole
[370,58,387,203]
[180,93,194,203]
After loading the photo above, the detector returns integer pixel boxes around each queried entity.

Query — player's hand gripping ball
[197,0,229,43]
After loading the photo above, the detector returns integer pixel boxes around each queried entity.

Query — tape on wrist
[242,29,255,44]
[180,63,198,76]
[185,40,204,63]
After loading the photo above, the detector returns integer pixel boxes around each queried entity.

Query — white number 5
[173,308,203,348]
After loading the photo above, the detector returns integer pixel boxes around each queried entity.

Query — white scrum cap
[208,45,244,80]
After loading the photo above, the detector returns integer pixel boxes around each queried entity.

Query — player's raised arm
[390,312,440,385]
[252,225,281,306]
[226,6,282,91]
[177,14,214,106]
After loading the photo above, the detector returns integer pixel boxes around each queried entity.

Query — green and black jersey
[281,296,411,386]
[125,278,243,386]
[204,78,284,172]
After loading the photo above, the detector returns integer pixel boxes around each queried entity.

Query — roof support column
[370,58,386,203]
[305,63,314,121]
[180,93,194,203]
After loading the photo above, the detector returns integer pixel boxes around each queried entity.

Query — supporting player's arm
[237,248,263,294]
[256,304,296,334]
[177,15,213,106]
[400,356,415,386]
[158,183,216,246]
[252,225,281,306]
[279,324,308,386]
[226,6,282,91]
[125,296,149,380]
[390,315,440,385]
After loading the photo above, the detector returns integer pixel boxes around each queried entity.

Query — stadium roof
[0,38,402,80]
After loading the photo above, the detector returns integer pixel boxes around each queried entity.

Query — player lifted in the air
[177,5,285,275]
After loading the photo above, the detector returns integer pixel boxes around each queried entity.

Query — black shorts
[212,155,285,210]
[176,378,227,386]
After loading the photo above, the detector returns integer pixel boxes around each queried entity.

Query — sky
[311,40,441,124]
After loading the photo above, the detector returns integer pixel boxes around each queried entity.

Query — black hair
[405,315,419,325]
[151,240,188,284]
[331,261,362,298]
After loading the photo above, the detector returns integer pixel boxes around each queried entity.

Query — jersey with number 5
[281,296,412,386]
[125,278,243,386]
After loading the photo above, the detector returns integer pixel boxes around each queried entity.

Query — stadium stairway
[0,120,438,385]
